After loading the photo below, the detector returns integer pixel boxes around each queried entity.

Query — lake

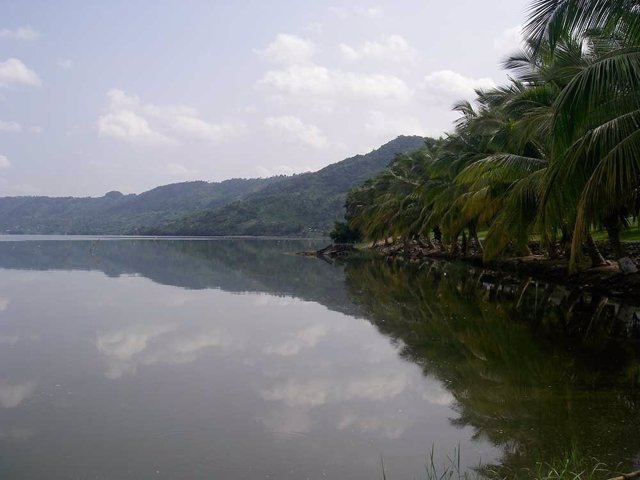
[0,237,638,479]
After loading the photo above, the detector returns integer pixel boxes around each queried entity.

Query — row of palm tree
[343,0,640,271]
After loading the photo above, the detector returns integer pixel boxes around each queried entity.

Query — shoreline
[312,241,640,302]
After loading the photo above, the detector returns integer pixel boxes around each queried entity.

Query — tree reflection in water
[343,258,640,474]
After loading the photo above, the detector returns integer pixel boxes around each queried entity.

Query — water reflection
[0,380,36,408]
[0,238,636,478]
[344,259,640,473]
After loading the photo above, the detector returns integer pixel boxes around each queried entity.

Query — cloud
[0,155,11,168]
[259,64,411,103]
[260,373,409,407]
[98,110,177,146]
[0,380,36,408]
[365,110,433,138]
[0,58,41,87]
[264,115,329,148]
[337,411,409,439]
[0,120,22,133]
[58,59,73,70]
[97,322,233,379]
[263,324,329,356]
[421,70,496,101]
[0,26,39,41]
[257,34,316,65]
[169,115,240,142]
[493,25,524,53]
[340,34,417,62]
[98,89,241,146]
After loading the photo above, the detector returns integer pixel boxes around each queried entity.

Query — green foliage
[329,221,362,243]
[150,135,426,236]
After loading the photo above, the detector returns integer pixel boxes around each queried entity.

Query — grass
[464,224,640,243]
[591,228,640,242]
[380,448,622,480]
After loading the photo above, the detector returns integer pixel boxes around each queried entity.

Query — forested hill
[0,135,426,236]
[150,135,426,236]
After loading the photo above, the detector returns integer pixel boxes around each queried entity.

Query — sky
[0,0,530,197]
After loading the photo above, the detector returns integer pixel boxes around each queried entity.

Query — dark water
[0,237,638,479]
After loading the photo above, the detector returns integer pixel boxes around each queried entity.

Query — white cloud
[263,324,329,356]
[58,59,73,70]
[340,34,417,62]
[98,110,177,146]
[422,70,496,100]
[169,115,240,142]
[264,115,329,149]
[96,322,234,379]
[493,25,524,53]
[0,120,22,133]
[0,380,35,408]
[337,411,409,439]
[257,34,316,65]
[260,373,408,407]
[259,64,411,103]
[98,88,241,146]
[0,155,11,168]
[0,58,41,87]
[0,26,39,41]
[365,110,433,138]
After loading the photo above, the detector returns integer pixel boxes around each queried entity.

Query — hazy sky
[0,0,530,197]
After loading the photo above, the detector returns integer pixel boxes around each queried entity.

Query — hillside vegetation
[150,135,425,236]
[0,135,425,236]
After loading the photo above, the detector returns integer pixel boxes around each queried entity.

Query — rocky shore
[302,240,640,301]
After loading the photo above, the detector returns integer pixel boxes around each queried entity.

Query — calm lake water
[0,237,638,479]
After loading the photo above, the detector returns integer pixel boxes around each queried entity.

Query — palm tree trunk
[433,226,445,252]
[468,222,483,253]
[450,232,460,256]
[461,230,468,256]
[584,233,607,267]
[604,215,625,259]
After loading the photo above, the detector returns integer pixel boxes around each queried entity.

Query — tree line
[338,0,640,272]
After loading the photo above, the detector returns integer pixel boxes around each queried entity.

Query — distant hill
[0,135,426,236]
[0,177,282,234]
[149,135,426,236]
